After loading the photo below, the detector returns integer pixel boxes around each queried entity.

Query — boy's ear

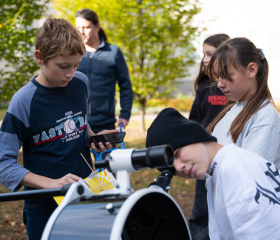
[247,62,258,79]
[35,50,44,65]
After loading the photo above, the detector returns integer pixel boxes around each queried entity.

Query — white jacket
[212,101,280,169]
[207,144,280,240]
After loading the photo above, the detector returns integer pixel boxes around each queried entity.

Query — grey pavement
[130,111,189,121]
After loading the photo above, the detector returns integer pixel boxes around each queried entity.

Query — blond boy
[0,18,116,239]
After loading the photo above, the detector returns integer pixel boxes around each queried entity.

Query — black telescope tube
[95,159,110,170]
[94,145,174,171]
[132,145,174,170]
[149,169,174,192]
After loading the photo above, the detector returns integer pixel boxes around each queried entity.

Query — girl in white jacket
[206,37,280,169]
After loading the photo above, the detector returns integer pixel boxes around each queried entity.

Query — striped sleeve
[0,82,36,191]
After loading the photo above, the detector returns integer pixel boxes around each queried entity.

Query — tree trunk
[139,104,146,132]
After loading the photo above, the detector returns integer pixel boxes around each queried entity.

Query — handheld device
[85,132,126,147]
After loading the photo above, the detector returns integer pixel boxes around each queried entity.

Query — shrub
[146,93,194,112]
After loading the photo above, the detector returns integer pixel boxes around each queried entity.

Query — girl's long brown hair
[206,37,273,142]
[194,34,230,93]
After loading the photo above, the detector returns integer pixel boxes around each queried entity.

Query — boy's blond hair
[35,18,86,63]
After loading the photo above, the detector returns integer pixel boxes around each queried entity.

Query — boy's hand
[49,173,80,188]
[91,129,119,152]
[91,142,112,152]
[20,172,81,189]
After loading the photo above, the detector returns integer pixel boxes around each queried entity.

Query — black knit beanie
[146,108,217,150]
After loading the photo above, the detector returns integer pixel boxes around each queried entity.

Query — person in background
[146,107,280,240]
[0,18,116,239]
[188,33,230,240]
[207,37,280,169]
[75,8,133,134]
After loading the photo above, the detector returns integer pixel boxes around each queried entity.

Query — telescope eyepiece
[148,145,174,168]
[131,145,174,170]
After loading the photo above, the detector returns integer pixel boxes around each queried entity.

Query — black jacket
[189,76,228,128]
[77,41,133,129]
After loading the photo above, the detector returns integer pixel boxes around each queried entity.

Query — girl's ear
[96,22,101,31]
[35,50,44,65]
[247,62,258,79]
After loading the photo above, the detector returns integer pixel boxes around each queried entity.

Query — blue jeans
[23,197,57,240]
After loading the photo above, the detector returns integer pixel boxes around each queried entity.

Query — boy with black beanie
[146,107,280,240]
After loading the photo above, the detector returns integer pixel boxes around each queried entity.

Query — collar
[87,38,105,56]
[236,101,247,107]
[98,38,105,49]
[208,160,217,176]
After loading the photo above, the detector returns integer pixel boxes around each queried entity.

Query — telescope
[0,145,192,240]
[95,144,174,172]
[93,145,175,195]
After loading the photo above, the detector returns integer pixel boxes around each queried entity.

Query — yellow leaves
[0,211,27,238]
[10,221,16,227]
[4,214,10,222]
[3,214,16,227]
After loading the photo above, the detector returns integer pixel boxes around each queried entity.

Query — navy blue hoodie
[0,72,92,192]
